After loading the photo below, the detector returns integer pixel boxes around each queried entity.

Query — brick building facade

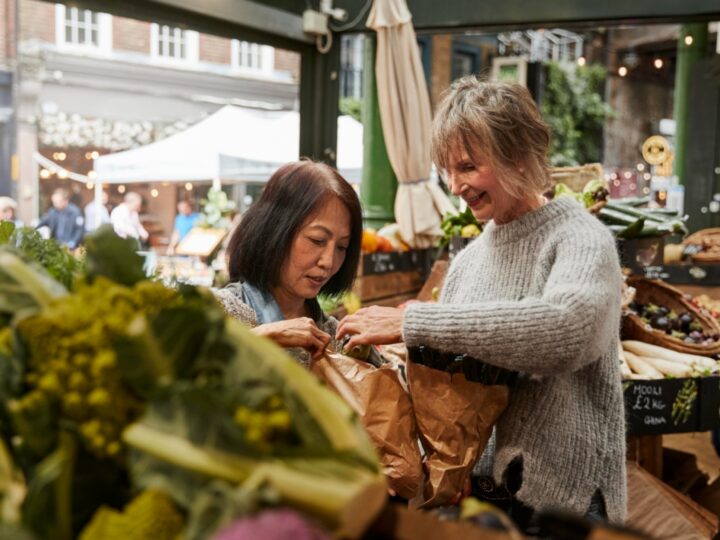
[4,0,301,231]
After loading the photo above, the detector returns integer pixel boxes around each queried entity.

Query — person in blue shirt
[167,199,198,254]
[37,188,84,249]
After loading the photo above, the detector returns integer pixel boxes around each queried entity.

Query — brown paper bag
[311,352,423,500]
[407,360,509,508]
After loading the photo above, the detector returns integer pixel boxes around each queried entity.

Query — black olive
[652,316,670,331]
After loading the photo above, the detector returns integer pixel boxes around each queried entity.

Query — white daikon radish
[622,340,717,370]
[637,356,692,378]
[617,342,632,378]
[620,361,633,379]
[623,351,663,379]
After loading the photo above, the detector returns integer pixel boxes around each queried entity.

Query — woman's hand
[252,318,331,359]
[336,306,405,349]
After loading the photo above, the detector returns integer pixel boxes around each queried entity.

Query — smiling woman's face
[278,196,351,301]
[444,148,518,224]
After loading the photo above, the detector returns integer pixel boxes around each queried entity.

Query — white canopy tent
[93,105,364,185]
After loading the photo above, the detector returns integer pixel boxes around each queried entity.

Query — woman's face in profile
[444,148,518,224]
[279,196,351,301]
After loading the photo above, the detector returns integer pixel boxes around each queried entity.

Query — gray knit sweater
[403,197,627,523]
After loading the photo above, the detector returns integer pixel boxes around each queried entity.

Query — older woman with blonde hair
[337,77,626,532]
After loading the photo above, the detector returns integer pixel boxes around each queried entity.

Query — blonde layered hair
[432,76,552,199]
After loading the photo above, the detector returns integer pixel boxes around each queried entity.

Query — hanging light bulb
[39,169,51,179]
[57,170,68,179]
[185,182,193,191]
[86,182,94,190]
[87,170,97,179]
[618,66,628,77]
[577,56,586,66]
[684,35,693,46]
[118,185,126,194]
[653,58,663,69]
[150,188,159,198]
[90,151,99,159]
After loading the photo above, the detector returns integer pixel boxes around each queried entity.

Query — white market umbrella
[367,0,455,248]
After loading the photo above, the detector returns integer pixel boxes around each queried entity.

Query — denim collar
[239,281,324,326]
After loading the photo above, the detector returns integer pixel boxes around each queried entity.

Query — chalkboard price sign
[624,378,699,435]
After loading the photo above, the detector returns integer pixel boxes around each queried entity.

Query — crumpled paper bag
[311,351,423,500]
[407,360,509,508]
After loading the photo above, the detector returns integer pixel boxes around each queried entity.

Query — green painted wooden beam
[333,0,720,33]
[360,36,397,228]
[673,23,708,185]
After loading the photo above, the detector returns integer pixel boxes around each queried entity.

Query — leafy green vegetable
[553,182,582,202]
[0,221,14,244]
[582,179,609,208]
[438,207,481,247]
[0,249,67,321]
[0,224,83,290]
[197,188,236,230]
[1,229,386,539]
[83,225,146,287]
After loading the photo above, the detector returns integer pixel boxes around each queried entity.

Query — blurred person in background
[37,188,84,249]
[111,191,148,247]
[167,199,199,255]
[0,196,22,227]
[84,190,111,232]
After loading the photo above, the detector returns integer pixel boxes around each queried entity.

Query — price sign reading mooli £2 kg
[624,378,699,435]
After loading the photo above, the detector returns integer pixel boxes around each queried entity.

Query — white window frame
[150,23,199,64]
[231,39,274,75]
[55,4,112,54]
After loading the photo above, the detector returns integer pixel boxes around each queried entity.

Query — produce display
[627,301,719,346]
[553,178,609,211]
[683,228,720,263]
[692,294,720,320]
[0,223,385,540]
[361,224,409,254]
[596,197,687,239]
[438,207,481,248]
[619,341,719,380]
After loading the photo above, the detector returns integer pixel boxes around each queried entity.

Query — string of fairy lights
[36,150,196,199]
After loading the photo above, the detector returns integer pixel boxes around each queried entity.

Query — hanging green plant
[541,61,613,167]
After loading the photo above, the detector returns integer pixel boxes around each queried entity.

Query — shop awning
[93,105,363,184]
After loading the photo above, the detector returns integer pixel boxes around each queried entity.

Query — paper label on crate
[643,266,669,280]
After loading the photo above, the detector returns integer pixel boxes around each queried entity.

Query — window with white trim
[55,4,112,53]
[340,35,364,99]
[150,24,199,63]
[231,40,274,74]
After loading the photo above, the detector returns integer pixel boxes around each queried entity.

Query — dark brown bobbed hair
[226,160,363,296]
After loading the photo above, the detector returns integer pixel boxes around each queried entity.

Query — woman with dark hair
[214,160,363,367]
